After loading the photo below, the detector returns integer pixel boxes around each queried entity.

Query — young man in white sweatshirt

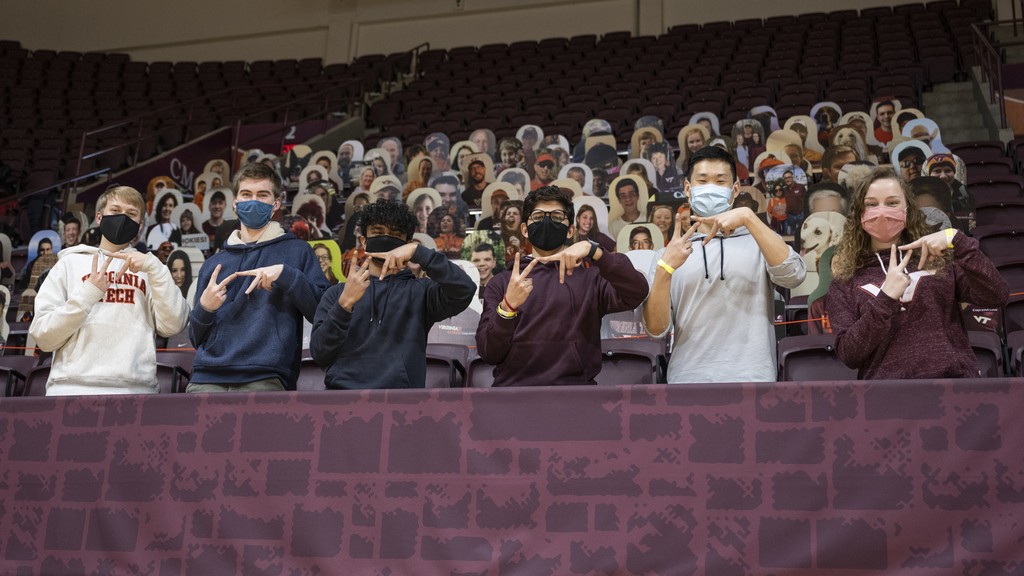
[30,186,190,395]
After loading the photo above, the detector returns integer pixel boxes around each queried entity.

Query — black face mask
[527,217,569,251]
[364,234,407,263]
[100,214,141,246]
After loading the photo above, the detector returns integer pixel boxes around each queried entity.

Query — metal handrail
[972,21,1008,130]
[3,169,111,208]
[408,42,431,78]
[66,75,365,206]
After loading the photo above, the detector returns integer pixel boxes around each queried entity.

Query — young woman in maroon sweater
[828,167,1007,380]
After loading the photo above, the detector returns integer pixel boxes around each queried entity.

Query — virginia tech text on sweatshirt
[30,245,190,395]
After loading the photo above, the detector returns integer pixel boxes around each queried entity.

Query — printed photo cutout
[413,233,437,252]
[310,150,345,190]
[27,230,61,263]
[630,127,663,160]
[793,211,847,297]
[810,101,843,141]
[891,140,933,181]
[829,125,874,165]
[676,123,711,170]
[150,189,184,225]
[462,152,495,186]
[146,176,175,207]
[497,168,531,197]
[350,163,378,194]
[194,172,224,203]
[608,174,650,239]
[559,163,594,195]
[551,178,584,199]
[616,223,663,253]
[450,140,480,176]
[201,188,234,238]
[408,188,443,236]
[462,230,506,275]
[735,185,767,214]
[338,139,364,164]
[837,161,878,194]
[645,141,684,197]
[404,155,436,193]
[765,163,809,235]
[925,153,969,199]
[0,233,11,271]
[292,194,332,239]
[425,133,452,172]
[573,195,611,238]
[752,151,786,186]
[582,119,614,140]
[688,112,720,137]
[309,239,343,286]
[284,144,312,186]
[869,98,904,141]
[634,115,666,138]
[516,125,544,151]
[364,148,393,177]
[169,203,208,250]
[241,148,263,165]
[623,159,657,191]
[477,182,518,231]
[531,149,561,189]
[894,107,926,135]
[749,105,782,133]
[902,118,949,154]
[470,128,497,159]
[766,129,813,174]
[298,165,330,193]
[254,154,282,180]
[428,259,482,343]
[204,159,231,182]
[369,175,403,202]
[376,136,404,177]
[345,190,377,224]
[541,134,571,154]
[840,111,881,147]
[785,115,826,154]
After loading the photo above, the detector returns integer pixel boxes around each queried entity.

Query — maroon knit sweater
[828,232,1008,379]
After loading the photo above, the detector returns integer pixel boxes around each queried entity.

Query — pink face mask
[861,205,907,242]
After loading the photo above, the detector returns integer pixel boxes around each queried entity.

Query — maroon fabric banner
[1,381,1022,575]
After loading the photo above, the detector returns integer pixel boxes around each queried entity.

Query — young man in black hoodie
[309,199,476,389]
[476,185,649,386]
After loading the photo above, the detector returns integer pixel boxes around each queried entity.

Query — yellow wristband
[945,228,956,249]
[657,259,675,275]
[496,304,516,319]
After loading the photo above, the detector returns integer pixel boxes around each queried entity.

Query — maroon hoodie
[828,232,1008,379]
[476,252,649,386]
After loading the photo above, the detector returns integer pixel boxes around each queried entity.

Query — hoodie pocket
[501,341,587,384]
[330,354,411,389]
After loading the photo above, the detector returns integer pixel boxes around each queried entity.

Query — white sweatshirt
[29,244,190,395]
[643,227,806,383]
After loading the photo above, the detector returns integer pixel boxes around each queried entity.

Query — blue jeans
[784,213,803,235]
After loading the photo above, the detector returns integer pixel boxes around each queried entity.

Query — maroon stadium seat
[1008,330,1024,377]
[975,198,1024,228]
[778,334,860,381]
[968,331,1003,377]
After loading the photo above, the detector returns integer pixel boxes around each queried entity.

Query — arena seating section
[368,0,994,148]
[0,45,408,195]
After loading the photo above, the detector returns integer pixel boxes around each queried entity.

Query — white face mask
[689,184,733,217]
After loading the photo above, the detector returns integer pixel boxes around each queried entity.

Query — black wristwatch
[587,240,600,259]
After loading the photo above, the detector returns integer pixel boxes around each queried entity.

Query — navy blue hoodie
[189,223,329,388]
[309,244,475,389]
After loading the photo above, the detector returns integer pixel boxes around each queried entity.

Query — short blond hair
[96,186,146,216]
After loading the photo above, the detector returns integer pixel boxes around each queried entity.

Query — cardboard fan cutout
[478,182,518,230]
[298,165,330,193]
[284,145,312,186]
[785,115,826,154]
[449,141,480,175]
[27,230,60,263]
[376,136,404,177]
[891,140,934,181]
[829,125,875,165]
[200,188,235,238]
[497,168,531,197]
[840,111,881,147]
[407,188,443,236]
[292,194,332,239]
[749,105,782,133]
[902,118,950,154]
[337,140,364,163]
[364,148,393,177]
[630,127,663,160]
[616,223,663,254]
[558,163,593,194]
[344,190,377,224]
[425,133,451,172]
[573,195,611,237]
[688,112,720,136]
[309,239,343,286]
[676,124,710,170]
[169,203,209,250]
[551,178,584,199]
[203,159,231,181]
[623,159,657,189]
[516,125,544,151]
[469,128,497,159]
[369,175,403,202]
[608,174,650,239]
[792,211,847,298]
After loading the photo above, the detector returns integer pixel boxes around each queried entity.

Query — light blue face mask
[235,200,275,229]
[689,183,733,217]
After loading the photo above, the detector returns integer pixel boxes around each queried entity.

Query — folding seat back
[467,358,494,388]
[973,225,1024,261]
[778,334,860,381]
[1004,295,1024,335]
[975,198,1024,227]
[968,331,1003,377]
[594,351,657,386]
[296,358,326,391]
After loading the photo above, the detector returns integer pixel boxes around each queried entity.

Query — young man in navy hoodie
[476,185,649,386]
[309,199,475,389]
[187,162,329,392]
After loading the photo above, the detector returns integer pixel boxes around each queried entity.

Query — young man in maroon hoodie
[476,185,649,386]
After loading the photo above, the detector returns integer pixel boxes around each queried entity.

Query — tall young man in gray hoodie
[642,146,806,383]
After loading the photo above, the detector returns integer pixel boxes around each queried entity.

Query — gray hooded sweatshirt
[643,226,806,383]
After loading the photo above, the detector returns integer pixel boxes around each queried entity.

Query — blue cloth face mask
[236,200,275,229]
[689,183,733,217]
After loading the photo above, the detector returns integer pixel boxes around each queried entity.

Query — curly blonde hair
[832,166,947,281]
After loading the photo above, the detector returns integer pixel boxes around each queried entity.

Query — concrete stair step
[923,103,981,117]
[932,115,986,130]
[942,128,991,143]
[929,82,974,93]
[923,91,977,105]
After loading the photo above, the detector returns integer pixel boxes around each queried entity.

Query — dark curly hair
[427,207,466,238]
[356,199,417,241]
[523,185,573,222]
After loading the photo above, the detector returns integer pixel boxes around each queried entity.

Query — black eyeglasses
[529,210,569,224]
[537,161,555,169]
[900,157,924,168]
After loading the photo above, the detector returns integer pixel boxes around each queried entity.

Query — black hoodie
[309,245,476,389]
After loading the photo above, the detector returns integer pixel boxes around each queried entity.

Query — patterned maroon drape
[1,381,1022,575]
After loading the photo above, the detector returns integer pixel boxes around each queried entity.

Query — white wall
[0,0,992,64]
